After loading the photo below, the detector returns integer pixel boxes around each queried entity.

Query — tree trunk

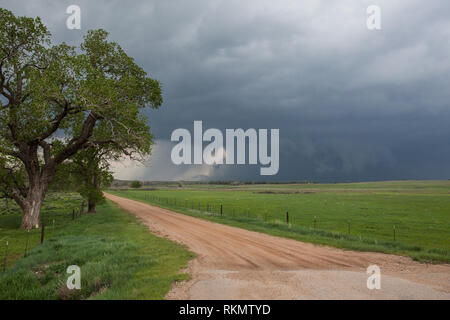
[87,170,99,213]
[17,164,54,229]
[88,198,96,213]
[20,183,46,229]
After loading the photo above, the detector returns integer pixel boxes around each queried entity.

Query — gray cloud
[3,0,450,181]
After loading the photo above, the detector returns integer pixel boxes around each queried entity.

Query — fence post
[40,223,45,244]
[24,229,30,257]
[348,221,350,234]
[2,241,8,272]
[314,216,316,230]
[393,225,396,241]
[80,201,85,216]
[286,211,289,225]
[72,209,75,220]
[220,204,223,216]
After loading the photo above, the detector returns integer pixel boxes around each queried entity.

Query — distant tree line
[111,179,320,188]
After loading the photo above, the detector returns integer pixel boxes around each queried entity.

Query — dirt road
[105,193,450,300]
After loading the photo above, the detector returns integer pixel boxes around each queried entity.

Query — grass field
[0,196,193,299]
[108,180,450,263]
[0,193,84,269]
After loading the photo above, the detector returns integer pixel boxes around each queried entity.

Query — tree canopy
[0,8,162,228]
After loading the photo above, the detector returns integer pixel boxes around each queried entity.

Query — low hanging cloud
[110,140,228,181]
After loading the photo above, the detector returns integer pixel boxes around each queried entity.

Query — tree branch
[54,112,99,164]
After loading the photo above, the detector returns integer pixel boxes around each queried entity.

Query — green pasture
[109,180,450,262]
[0,196,193,299]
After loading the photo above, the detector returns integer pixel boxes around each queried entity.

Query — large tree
[0,9,162,229]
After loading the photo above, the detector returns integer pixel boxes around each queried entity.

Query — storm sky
[3,0,450,181]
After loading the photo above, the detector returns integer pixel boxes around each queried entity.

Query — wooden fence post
[40,223,45,244]
[220,204,223,216]
[24,229,30,257]
[2,241,8,272]
[80,201,85,216]
[286,211,289,225]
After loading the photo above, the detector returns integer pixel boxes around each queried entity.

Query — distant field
[182,180,450,192]
[109,180,450,262]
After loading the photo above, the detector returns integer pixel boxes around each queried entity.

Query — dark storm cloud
[3,0,450,181]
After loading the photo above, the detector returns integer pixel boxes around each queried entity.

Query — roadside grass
[0,193,83,269]
[107,181,450,263]
[0,199,193,300]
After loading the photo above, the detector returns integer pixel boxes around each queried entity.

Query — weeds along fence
[138,192,402,246]
[1,201,87,272]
